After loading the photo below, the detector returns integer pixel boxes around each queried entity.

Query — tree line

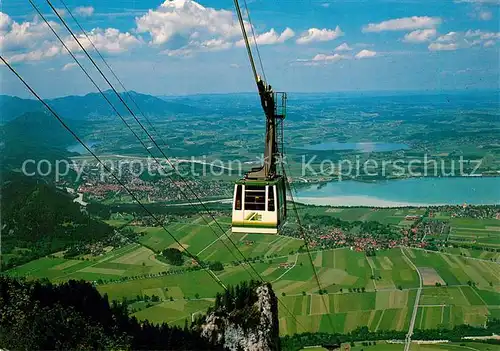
[1,176,114,271]
[280,321,500,351]
[1,276,272,350]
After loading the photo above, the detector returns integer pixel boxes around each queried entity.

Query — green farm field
[443,247,500,262]
[307,341,500,351]
[297,206,427,226]
[448,218,500,248]
[6,213,500,336]
[405,248,500,290]
[132,216,230,254]
[7,243,169,282]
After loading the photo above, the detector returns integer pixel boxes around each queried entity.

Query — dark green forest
[281,321,500,351]
[0,276,220,350]
[0,277,285,350]
[1,175,113,270]
[162,248,185,266]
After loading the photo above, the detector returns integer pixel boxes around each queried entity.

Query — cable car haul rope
[2,0,336,334]
[230,0,335,330]
[231,0,288,235]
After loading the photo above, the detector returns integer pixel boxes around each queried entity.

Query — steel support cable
[58,0,167,150]
[229,0,312,332]
[31,0,258,282]
[232,0,259,85]
[34,4,305,332]
[0,54,227,293]
[60,0,235,201]
[45,0,262,282]
[3,55,306,332]
[42,0,307,332]
[241,0,267,83]
[281,165,336,332]
[59,0,235,213]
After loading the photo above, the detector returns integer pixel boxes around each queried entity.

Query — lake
[295,177,500,207]
[294,142,409,152]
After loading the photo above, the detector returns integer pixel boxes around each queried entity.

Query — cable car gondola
[230,0,288,234]
[231,78,288,234]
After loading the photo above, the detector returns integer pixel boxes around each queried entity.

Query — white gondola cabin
[230,0,288,234]
[231,77,287,234]
[232,177,286,234]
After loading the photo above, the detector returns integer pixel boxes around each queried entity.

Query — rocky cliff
[198,281,281,351]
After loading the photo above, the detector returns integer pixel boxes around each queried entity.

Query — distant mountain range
[0,91,205,169]
[0,90,201,123]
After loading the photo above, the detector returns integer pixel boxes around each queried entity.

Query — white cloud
[428,29,500,51]
[363,16,442,32]
[163,47,193,57]
[8,46,61,63]
[465,29,500,40]
[74,6,95,17]
[54,8,67,17]
[236,27,294,46]
[0,13,59,52]
[478,10,493,20]
[296,26,343,44]
[70,28,141,54]
[135,0,275,56]
[296,52,348,66]
[62,62,77,71]
[163,37,233,56]
[403,29,437,43]
[312,53,345,62]
[298,48,378,65]
[0,12,12,31]
[334,42,352,51]
[428,42,459,51]
[199,38,232,50]
[136,0,241,46]
[355,49,377,58]
[0,12,141,63]
[468,7,494,21]
[436,32,459,42]
[229,63,240,68]
[258,28,293,44]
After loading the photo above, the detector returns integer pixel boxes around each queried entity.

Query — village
[56,158,231,203]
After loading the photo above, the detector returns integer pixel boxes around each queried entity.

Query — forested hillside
[0,277,279,350]
[0,111,76,170]
[1,175,113,270]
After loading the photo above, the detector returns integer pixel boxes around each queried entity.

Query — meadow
[300,342,500,351]
[447,218,500,249]
[6,243,168,282]
[443,247,500,262]
[297,206,427,227]
[6,211,500,336]
[405,248,500,289]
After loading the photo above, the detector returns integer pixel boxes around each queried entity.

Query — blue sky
[1,0,499,98]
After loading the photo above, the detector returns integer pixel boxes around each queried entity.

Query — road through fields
[402,247,423,351]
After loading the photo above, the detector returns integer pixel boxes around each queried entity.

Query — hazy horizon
[2,88,499,101]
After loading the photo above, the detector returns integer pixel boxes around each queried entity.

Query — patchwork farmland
[298,206,427,227]
[447,218,500,248]
[6,209,500,337]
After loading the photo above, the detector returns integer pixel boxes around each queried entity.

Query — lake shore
[294,177,500,206]
[294,195,445,208]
